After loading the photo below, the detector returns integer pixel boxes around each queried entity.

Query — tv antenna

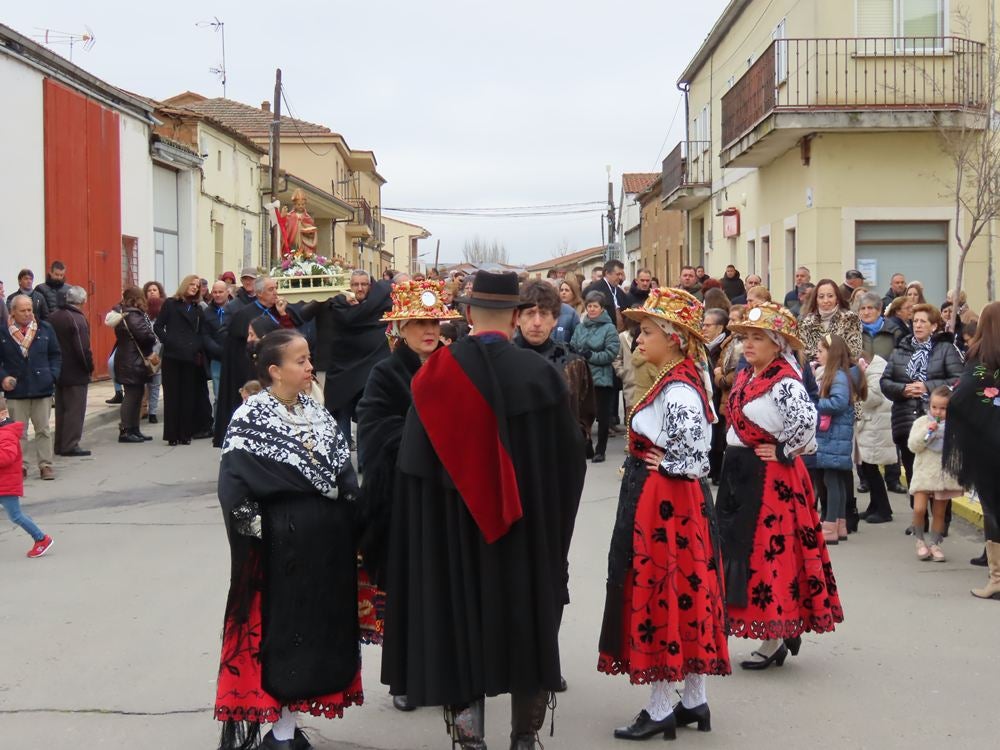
[196,17,227,97]
[33,27,96,62]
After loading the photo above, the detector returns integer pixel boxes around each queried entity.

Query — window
[857,0,945,44]
[773,19,788,85]
[691,104,710,148]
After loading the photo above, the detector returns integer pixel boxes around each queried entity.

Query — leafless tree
[551,240,571,258]
[462,236,509,265]
[937,5,1000,320]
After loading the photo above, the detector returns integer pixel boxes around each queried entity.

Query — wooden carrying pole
[269,68,282,267]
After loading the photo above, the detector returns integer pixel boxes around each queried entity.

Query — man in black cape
[212,276,300,446]
[381,271,586,749]
[311,270,392,457]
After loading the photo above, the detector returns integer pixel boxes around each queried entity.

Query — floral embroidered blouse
[725,376,818,457]
[632,381,712,478]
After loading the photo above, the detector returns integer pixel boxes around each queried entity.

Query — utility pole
[269,68,282,267]
[433,239,441,275]
[606,165,616,256]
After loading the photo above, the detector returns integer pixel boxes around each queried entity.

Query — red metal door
[43,79,122,377]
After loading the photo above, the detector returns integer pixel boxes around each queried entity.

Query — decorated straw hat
[727,301,804,350]
[381,279,463,322]
[623,286,707,342]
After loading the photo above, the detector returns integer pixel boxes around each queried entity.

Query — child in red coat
[0,395,53,558]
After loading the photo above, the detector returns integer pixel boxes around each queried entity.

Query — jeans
[210,359,222,404]
[109,351,122,395]
[146,371,162,417]
[0,495,44,542]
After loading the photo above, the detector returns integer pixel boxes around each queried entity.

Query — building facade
[381,214,432,274]
[663,0,995,308]
[637,175,686,286]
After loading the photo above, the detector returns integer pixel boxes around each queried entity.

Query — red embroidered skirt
[726,458,844,639]
[598,473,731,684]
[214,589,364,724]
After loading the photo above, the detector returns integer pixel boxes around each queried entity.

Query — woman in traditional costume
[214,329,362,750]
[598,288,730,741]
[717,302,844,670]
[355,280,461,710]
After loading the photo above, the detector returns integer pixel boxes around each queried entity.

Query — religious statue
[278,188,318,257]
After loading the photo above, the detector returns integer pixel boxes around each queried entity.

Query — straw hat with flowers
[727,301,804,350]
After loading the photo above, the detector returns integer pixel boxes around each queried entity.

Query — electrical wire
[651,93,685,169]
[383,207,605,218]
[278,85,338,157]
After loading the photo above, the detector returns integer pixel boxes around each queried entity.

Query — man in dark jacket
[0,295,62,479]
[882,272,907,312]
[784,266,811,309]
[583,259,627,319]
[624,268,653,308]
[48,286,93,457]
[382,271,585,749]
[35,261,69,313]
[203,281,229,404]
[6,269,50,322]
[309,270,392,456]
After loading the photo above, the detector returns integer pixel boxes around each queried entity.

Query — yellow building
[381,214,432,274]
[162,92,387,276]
[663,0,994,308]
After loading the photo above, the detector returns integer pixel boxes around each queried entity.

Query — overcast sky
[6,0,728,266]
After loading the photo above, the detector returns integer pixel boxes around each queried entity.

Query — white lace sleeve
[772,378,817,456]
[654,383,712,478]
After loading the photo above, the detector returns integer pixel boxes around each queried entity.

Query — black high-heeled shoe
[739,643,788,671]
[613,710,677,740]
[672,702,711,732]
[784,635,802,656]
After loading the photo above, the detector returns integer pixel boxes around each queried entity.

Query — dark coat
[721,273,746,301]
[355,343,424,587]
[0,320,61,399]
[382,337,586,706]
[113,308,156,386]
[583,279,627,315]
[201,302,226,362]
[322,281,393,411]
[36,278,68,313]
[880,332,964,443]
[154,298,205,363]
[48,305,93,386]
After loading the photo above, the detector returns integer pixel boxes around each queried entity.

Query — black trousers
[54,383,88,454]
[593,386,614,456]
[859,462,893,519]
[120,384,145,430]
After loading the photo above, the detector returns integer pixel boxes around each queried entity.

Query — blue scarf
[861,317,884,337]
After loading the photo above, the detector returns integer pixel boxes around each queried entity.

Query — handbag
[121,315,161,375]
[818,414,832,432]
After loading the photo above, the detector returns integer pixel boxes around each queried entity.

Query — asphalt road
[1,421,997,749]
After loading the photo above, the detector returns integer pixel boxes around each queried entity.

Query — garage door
[855,221,948,307]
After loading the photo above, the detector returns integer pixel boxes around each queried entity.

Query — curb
[83,406,123,432]
[953,496,984,530]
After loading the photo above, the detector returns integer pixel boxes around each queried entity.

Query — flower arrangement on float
[270,250,349,287]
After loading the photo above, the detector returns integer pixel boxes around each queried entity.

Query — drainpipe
[678,81,692,272]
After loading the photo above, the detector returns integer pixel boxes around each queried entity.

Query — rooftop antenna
[32,27,96,62]
[196,17,227,97]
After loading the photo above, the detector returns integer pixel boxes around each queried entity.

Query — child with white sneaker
[0,395,53,558]
[907,385,963,562]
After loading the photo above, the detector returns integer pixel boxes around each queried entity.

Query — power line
[384,207,605,218]
[279,85,338,157]
[385,201,605,212]
[651,93,685,169]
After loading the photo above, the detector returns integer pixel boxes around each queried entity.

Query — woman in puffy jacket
[815,334,867,544]
[112,286,157,444]
[880,303,964,499]
[855,346,898,524]
[570,291,620,463]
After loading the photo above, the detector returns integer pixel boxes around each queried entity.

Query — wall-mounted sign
[722,209,740,239]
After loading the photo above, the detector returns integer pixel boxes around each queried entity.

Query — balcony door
[857,0,946,48]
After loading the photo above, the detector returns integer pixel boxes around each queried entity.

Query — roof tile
[622,172,660,195]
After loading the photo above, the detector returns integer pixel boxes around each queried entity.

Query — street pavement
[1,421,998,750]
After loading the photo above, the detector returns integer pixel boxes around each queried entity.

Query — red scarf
[727,357,801,447]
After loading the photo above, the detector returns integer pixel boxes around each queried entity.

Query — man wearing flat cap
[381,271,586,749]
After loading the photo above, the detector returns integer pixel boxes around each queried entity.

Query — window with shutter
[902,0,943,36]
[857,0,894,36]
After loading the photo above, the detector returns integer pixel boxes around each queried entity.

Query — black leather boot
[510,690,548,749]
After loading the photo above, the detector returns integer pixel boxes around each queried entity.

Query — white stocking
[644,681,674,722]
[681,674,707,709]
[756,638,782,658]
[272,706,296,742]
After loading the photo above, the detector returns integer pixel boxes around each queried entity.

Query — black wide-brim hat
[457,270,533,309]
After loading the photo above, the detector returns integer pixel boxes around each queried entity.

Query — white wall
[0,54,45,296]
[120,116,154,285]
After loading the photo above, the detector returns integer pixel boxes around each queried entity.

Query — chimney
[261,100,271,112]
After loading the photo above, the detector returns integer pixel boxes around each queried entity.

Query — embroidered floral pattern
[974,364,1000,406]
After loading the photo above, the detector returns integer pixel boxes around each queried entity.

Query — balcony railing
[721,36,986,147]
[662,140,712,198]
[347,196,381,239]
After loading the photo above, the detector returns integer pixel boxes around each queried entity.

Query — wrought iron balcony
[720,36,986,164]
[661,141,712,210]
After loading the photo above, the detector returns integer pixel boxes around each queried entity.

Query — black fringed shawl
[944,359,1000,502]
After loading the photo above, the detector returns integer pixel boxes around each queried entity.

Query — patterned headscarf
[764,330,804,376]
[223,390,352,499]
[650,317,717,420]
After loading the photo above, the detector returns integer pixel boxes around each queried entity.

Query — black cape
[381,337,586,706]
[355,342,423,588]
[323,281,393,411]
